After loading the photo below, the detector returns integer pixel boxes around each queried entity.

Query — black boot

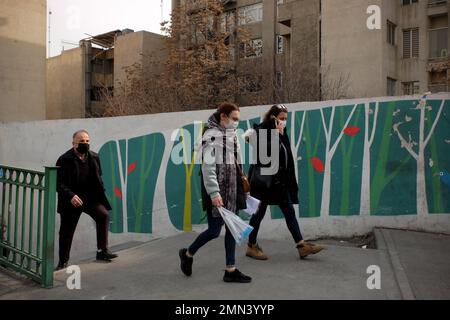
[55,262,68,271]
[179,248,193,276]
[96,249,118,261]
[223,269,252,283]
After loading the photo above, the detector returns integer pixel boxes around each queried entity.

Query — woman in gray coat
[178,102,251,283]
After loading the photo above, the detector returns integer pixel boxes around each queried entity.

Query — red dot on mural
[114,187,122,199]
[128,162,137,174]
[344,126,361,136]
[310,157,325,173]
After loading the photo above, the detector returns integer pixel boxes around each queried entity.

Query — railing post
[42,166,57,288]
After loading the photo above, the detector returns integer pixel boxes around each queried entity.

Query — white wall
[1,94,449,262]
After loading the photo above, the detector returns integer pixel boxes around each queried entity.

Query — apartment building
[322,0,449,98]
[46,30,166,119]
[172,0,321,105]
[175,0,449,102]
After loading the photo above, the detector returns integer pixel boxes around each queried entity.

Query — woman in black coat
[245,105,324,260]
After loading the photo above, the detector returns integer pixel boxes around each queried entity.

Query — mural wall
[0,94,449,260]
[90,95,450,235]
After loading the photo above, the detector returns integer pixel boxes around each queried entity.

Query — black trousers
[249,202,303,245]
[58,202,109,264]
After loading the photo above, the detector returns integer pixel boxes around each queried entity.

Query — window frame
[428,27,448,59]
[238,3,263,26]
[403,28,419,59]
[387,20,397,46]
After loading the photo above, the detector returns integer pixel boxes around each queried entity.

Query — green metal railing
[0,165,57,288]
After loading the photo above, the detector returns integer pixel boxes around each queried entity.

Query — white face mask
[224,119,239,130]
[279,120,287,128]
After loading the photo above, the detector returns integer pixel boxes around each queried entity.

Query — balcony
[277,1,293,27]
[428,0,448,16]
[429,83,449,93]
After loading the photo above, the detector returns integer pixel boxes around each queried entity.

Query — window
[387,20,396,45]
[402,0,418,5]
[276,35,284,54]
[402,81,420,95]
[403,28,419,58]
[429,28,448,58]
[238,3,263,25]
[277,0,284,4]
[387,77,397,96]
[240,38,263,58]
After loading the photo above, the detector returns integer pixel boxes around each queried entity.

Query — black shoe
[223,269,252,283]
[55,262,68,271]
[96,249,118,261]
[179,248,193,276]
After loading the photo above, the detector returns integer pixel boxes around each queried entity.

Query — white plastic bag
[243,195,261,216]
[217,207,254,245]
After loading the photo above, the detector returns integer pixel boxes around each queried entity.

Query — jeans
[59,203,109,264]
[188,208,236,267]
[249,202,303,244]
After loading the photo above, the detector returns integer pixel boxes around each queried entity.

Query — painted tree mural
[166,122,205,231]
[99,133,165,233]
[392,96,447,216]
[360,102,380,216]
[330,105,364,216]
[319,104,359,217]
[96,96,449,235]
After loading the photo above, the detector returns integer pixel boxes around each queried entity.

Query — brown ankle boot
[296,243,314,259]
[246,243,268,260]
[305,242,325,254]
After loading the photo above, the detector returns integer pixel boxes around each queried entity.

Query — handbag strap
[234,156,246,178]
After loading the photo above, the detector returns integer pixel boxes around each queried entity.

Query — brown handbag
[235,157,251,194]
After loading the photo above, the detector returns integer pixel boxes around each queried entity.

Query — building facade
[46,30,166,119]
[322,0,450,98]
[172,0,321,105]
[0,0,47,122]
[174,0,449,102]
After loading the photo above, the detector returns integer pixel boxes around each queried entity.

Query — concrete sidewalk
[0,228,449,300]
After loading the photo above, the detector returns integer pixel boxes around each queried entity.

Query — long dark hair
[263,104,288,124]
[213,102,240,121]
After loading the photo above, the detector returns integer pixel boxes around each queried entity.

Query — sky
[46,0,172,57]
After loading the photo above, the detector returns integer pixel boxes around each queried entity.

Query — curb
[374,227,415,300]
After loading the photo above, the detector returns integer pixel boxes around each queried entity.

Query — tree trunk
[360,104,371,215]
[320,156,332,217]
[417,151,429,216]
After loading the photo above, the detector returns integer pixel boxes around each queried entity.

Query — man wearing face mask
[55,130,117,270]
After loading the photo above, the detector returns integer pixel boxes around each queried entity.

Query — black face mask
[76,143,90,154]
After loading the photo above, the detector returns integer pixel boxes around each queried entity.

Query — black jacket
[56,149,112,213]
[248,119,299,205]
